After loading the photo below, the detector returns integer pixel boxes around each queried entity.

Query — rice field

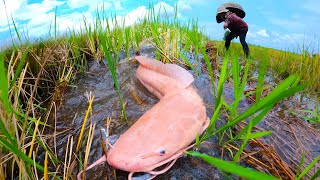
[0,6,319,180]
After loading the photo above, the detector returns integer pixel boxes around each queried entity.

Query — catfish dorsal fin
[135,56,194,88]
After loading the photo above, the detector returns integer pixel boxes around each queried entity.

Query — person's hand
[223,23,228,29]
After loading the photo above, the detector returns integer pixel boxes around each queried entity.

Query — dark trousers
[225,28,250,58]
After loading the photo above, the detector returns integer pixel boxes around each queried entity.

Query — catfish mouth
[107,154,170,172]
[107,146,175,172]
[108,145,190,173]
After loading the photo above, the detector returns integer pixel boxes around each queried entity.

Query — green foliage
[214,41,320,95]
[0,53,10,114]
[187,151,278,180]
[295,154,305,179]
[296,154,320,180]
[290,107,320,124]
[100,33,128,122]
[214,75,303,137]
[196,50,305,178]
[311,168,320,180]
[0,52,46,178]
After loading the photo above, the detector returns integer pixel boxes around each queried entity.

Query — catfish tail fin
[135,56,194,88]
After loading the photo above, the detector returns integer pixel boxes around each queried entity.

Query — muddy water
[256,94,320,178]
[54,45,319,179]
[238,69,320,178]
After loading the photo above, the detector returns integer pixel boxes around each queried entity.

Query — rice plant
[0,49,50,179]
[214,41,320,96]
[187,151,278,180]
[100,31,128,122]
[290,106,320,124]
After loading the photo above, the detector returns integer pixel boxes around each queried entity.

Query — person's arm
[223,22,228,29]
[223,14,231,29]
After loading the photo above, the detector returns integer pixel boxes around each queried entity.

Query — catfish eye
[159,149,166,156]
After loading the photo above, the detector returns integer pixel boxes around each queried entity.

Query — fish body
[107,85,206,172]
[77,56,209,179]
[107,56,208,172]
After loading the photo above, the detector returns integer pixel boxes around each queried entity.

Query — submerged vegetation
[0,5,319,180]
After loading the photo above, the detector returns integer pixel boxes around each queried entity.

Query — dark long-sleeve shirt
[224,12,248,35]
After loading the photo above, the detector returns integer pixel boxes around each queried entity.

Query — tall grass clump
[191,40,320,178]
[214,41,320,96]
[191,48,315,178]
[0,48,58,179]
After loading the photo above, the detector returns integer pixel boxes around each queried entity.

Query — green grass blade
[215,55,229,110]
[0,53,10,113]
[214,75,303,136]
[231,54,240,99]
[198,42,215,96]
[124,27,130,57]
[231,54,250,118]
[180,54,197,75]
[238,60,250,101]
[10,47,30,88]
[296,154,320,180]
[0,137,44,172]
[0,118,14,144]
[233,120,253,163]
[0,54,16,144]
[13,110,49,126]
[17,112,57,163]
[226,85,301,135]
[229,103,273,143]
[239,131,273,140]
[54,7,57,39]
[100,33,127,122]
[295,153,305,178]
[255,75,299,108]
[310,168,320,180]
[11,16,22,44]
[187,151,278,180]
[200,97,223,143]
[256,54,267,102]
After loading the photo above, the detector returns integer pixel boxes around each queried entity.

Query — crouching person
[217,7,250,58]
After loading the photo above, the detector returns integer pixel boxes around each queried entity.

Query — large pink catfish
[77,56,209,180]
